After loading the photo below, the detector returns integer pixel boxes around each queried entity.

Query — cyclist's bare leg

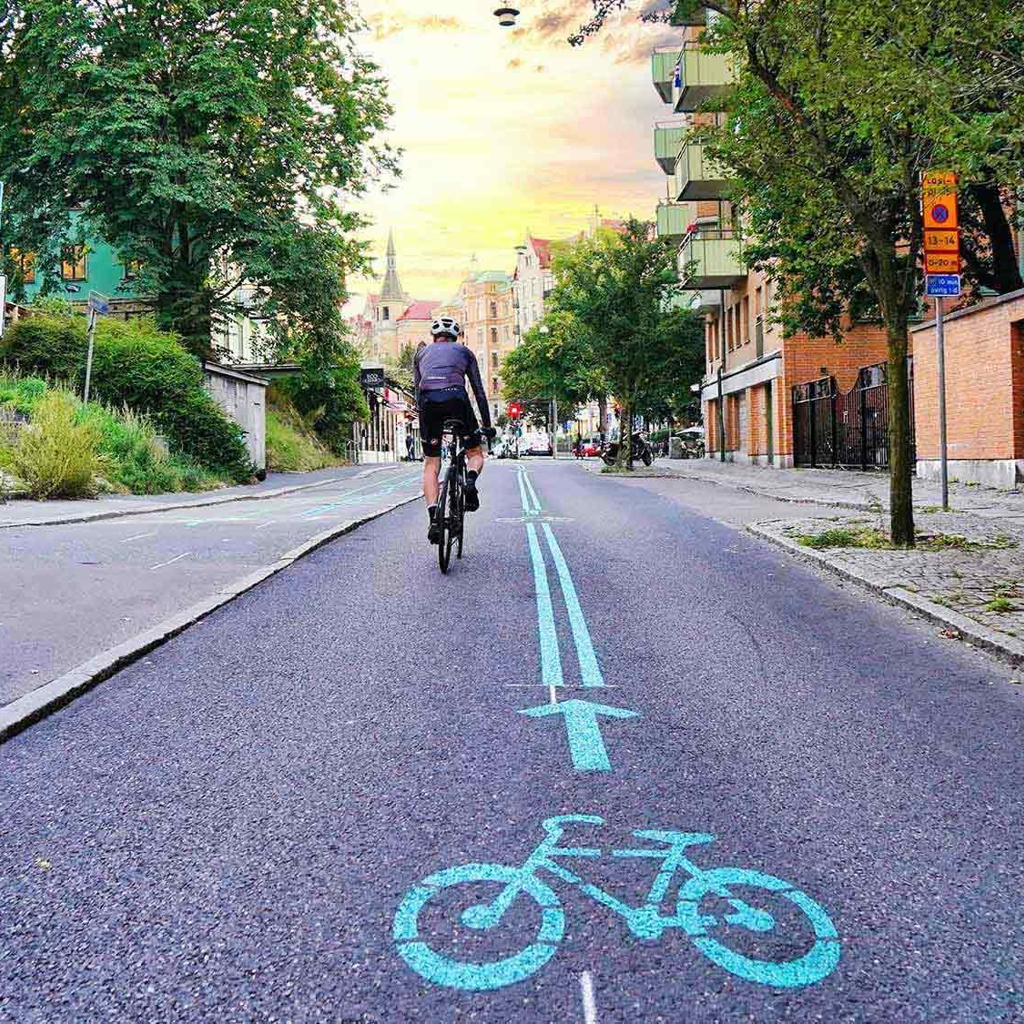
[423,456,441,506]
[465,446,485,476]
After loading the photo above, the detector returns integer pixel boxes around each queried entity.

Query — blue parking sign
[926,274,961,297]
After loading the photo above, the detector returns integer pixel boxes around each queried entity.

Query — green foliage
[502,310,605,415]
[7,390,106,498]
[546,220,702,466]
[78,404,219,494]
[0,373,48,414]
[265,387,341,471]
[0,0,397,358]
[277,350,369,454]
[1,312,252,480]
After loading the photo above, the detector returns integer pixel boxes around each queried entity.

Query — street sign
[924,228,960,252]
[359,367,386,389]
[924,251,961,275]
[926,274,961,297]
[87,291,110,314]
[923,170,959,230]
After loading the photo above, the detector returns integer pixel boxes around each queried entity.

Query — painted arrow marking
[520,699,639,772]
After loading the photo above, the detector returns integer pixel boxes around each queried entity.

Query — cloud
[367,13,464,41]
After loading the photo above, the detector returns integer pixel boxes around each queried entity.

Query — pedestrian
[405,432,415,461]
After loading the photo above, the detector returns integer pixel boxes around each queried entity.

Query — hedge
[1,312,252,481]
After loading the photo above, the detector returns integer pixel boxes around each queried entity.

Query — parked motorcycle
[600,431,655,467]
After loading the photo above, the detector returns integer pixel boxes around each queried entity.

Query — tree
[572,0,1024,544]
[0,0,397,360]
[547,219,700,469]
[501,310,606,420]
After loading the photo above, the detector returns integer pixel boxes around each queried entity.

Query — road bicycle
[394,813,840,993]
[434,419,491,574]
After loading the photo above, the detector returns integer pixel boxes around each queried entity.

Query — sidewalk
[653,457,1024,518]
[0,465,389,528]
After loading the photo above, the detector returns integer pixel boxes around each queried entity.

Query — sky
[346,0,677,312]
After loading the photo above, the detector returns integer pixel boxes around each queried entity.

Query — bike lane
[0,461,1022,1022]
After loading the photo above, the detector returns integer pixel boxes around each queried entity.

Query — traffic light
[508,401,522,419]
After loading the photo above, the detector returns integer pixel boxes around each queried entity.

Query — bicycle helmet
[431,316,462,339]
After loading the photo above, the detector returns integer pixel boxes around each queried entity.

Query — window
[490,301,497,319]
[490,327,498,347]
[382,306,389,320]
[491,351,499,369]
[62,245,88,282]
[742,296,750,344]
[492,377,499,392]
[11,249,35,284]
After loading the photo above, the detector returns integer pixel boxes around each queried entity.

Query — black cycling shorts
[419,394,482,458]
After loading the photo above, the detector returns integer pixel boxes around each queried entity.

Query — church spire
[380,228,404,300]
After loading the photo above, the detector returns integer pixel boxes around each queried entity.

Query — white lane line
[580,971,598,1024]
[123,532,156,543]
[149,552,190,571]
[254,520,277,530]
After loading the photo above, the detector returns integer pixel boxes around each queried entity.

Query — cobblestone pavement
[754,508,1024,648]
[658,457,1024,518]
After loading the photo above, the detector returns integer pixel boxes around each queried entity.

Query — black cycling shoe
[464,481,480,512]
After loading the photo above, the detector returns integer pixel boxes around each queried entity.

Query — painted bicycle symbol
[394,814,840,992]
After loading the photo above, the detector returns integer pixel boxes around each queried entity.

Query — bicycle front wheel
[678,867,840,988]
[394,863,564,992]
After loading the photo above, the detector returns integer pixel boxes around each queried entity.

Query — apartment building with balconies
[651,12,892,467]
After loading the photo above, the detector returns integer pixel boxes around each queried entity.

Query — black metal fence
[792,362,914,470]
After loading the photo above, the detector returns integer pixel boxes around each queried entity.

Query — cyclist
[414,316,495,544]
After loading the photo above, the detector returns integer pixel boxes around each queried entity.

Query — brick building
[913,290,1024,487]
[651,13,893,466]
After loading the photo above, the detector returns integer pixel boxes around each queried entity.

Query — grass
[0,369,230,497]
[265,387,343,472]
[984,596,1019,613]
[796,525,1019,552]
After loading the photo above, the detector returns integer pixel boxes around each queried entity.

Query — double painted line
[517,468,605,703]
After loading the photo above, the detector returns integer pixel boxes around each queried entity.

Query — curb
[0,465,399,530]
[0,489,422,746]
[747,523,1024,669]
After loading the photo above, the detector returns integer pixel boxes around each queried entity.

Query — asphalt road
[0,464,421,705]
[1,460,1022,1022]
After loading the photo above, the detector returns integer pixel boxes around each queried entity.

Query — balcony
[654,124,687,173]
[651,48,678,104]
[674,142,730,201]
[678,228,745,289]
[673,43,732,113]
[686,289,722,314]
[656,202,689,241]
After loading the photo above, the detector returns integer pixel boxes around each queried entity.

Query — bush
[8,391,106,498]
[265,387,340,471]
[0,373,48,414]
[276,354,368,454]
[79,404,219,494]
[2,313,252,481]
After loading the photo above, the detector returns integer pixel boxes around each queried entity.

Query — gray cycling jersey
[413,341,491,427]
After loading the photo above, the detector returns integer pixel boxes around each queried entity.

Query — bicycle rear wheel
[456,474,465,560]
[437,473,452,573]
[446,468,462,568]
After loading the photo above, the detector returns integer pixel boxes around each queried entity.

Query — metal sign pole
[83,306,98,405]
[935,296,949,510]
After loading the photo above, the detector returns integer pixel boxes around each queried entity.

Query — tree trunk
[887,325,915,547]
[968,183,1023,294]
[616,398,634,470]
[597,394,608,440]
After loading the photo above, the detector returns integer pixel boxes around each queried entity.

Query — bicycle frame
[472,815,772,939]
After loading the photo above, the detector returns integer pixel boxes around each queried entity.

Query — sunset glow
[350,0,675,306]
